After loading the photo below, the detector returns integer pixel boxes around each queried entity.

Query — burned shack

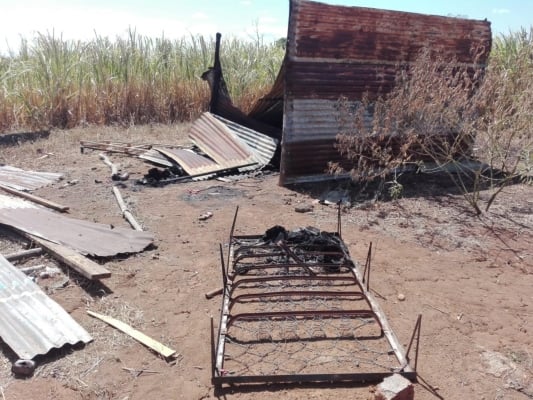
[205,0,492,185]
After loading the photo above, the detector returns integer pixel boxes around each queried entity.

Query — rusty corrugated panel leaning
[0,165,63,191]
[189,113,257,170]
[0,254,92,359]
[0,194,154,257]
[211,114,278,169]
[279,0,492,185]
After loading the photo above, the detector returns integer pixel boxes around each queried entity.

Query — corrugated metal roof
[0,194,154,257]
[212,114,278,169]
[136,114,277,182]
[279,0,492,185]
[153,147,221,175]
[138,149,175,167]
[0,254,92,359]
[189,113,257,170]
[0,165,63,191]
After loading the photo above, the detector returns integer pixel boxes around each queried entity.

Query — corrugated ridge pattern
[0,194,154,257]
[212,114,278,167]
[292,0,491,63]
[153,147,221,175]
[189,113,255,169]
[0,255,92,359]
[0,165,63,191]
[280,0,492,184]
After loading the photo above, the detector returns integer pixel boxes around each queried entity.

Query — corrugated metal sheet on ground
[212,114,278,171]
[0,194,154,257]
[0,165,63,191]
[138,148,175,167]
[153,147,221,176]
[189,113,257,170]
[0,254,92,359]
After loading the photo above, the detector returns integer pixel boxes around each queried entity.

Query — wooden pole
[112,187,143,231]
[0,184,69,212]
[4,247,43,262]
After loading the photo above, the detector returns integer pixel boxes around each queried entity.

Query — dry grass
[0,31,284,132]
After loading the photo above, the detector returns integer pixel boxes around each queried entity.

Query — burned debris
[0,162,158,376]
[80,112,279,186]
[202,0,491,185]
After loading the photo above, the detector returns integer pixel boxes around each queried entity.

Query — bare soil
[0,124,532,400]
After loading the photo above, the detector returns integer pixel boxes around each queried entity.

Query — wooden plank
[87,310,176,358]
[26,234,111,280]
[4,247,43,262]
[0,184,69,212]
[112,187,143,231]
[80,141,149,155]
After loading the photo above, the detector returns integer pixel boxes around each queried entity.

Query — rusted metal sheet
[139,148,175,167]
[291,1,491,63]
[189,113,257,170]
[0,194,154,257]
[211,114,278,169]
[0,165,63,191]
[248,62,285,128]
[0,254,92,359]
[153,147,220,176]
[280,0,492,185]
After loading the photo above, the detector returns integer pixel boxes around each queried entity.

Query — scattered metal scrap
[0,254,92,361]
[211,207,421,390]
[140,112,278,185]
[80,112,278,186]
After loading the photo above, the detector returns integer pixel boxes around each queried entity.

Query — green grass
[0,30,285,132]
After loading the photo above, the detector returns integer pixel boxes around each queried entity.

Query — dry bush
[334,37,533,215]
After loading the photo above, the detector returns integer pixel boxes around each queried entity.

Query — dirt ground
[0,124,532,400]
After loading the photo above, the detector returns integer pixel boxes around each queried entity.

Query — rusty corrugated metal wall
[279,0,492,185]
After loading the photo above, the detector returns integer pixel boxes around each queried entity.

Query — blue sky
[1,0,532,53]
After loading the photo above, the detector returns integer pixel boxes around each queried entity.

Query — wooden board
[0,183,69,212]
[87,310,176,358]
[26,234,111,280]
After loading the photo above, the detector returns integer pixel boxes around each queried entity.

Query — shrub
[334,30,533,214]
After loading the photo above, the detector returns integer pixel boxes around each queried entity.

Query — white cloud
[240,1,253,6]
[492,8,510,14]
